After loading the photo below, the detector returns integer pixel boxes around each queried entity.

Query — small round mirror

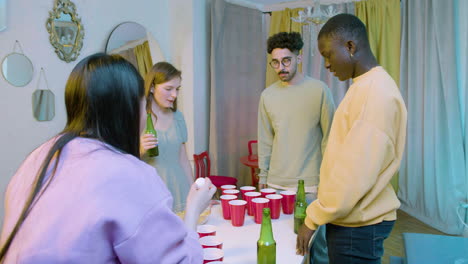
[2,53,34,87]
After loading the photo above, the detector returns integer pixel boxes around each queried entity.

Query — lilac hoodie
[0,137,202,263]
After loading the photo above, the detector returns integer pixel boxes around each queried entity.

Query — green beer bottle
[257,208,276,264]
[294,179,306,234]
[145,113,159,157]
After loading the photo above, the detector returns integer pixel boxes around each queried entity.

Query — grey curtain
[399,0,467,235]
[210,0,266,184]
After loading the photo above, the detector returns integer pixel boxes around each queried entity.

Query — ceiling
[226,0,358,12]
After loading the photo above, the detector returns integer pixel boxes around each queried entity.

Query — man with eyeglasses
[257,32,335,263]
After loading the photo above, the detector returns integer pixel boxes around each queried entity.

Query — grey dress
[143,111,191,212]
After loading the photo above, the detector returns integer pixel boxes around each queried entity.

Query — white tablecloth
[205,203,306,264]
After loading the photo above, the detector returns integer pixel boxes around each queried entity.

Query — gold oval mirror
[46,0,84,62]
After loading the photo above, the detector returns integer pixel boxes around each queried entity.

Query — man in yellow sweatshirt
[296,14,408,264]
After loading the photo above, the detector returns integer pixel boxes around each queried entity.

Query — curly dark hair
[267,32,304,54]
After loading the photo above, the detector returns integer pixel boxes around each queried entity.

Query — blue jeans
[305,193,329,264]
[326,221,395,264]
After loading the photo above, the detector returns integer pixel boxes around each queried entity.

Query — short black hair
[318,14,369,47]
[267,32,304,54]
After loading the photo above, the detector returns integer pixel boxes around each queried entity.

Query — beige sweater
[305,67,407,230]
[257,76,335,189]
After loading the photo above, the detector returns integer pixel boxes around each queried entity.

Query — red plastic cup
[220,194,237,220]
[199,235,223,249]
[243,191,261,216]
[220,184,236,191]
[229,200,247,227]
[197,224,216,238]
[280,190,296,214]
[265,194,283,219]
[252,197,270,224]
[203,248,224,263]
[222,189,240,198]
[260,188,276,197]
[240,186,256,199]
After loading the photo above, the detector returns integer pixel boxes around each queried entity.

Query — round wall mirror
[2,53,34,87]
[106,22,165,73]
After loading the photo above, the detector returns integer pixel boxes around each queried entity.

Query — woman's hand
[140,133,158,156]
[184,178,217,230]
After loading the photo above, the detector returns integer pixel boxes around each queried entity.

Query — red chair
[240,140,259,186]
[193,151,238,188]
[247,140,259,186]
[248,140,257,156]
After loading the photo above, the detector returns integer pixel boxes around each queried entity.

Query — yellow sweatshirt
[305,66,407,230]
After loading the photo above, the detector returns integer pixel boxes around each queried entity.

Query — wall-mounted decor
[46,0,84,62]
[0,0,6,32]
[32,68,55,121]
[1,40,34,87]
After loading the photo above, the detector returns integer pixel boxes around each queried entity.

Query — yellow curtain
[266,8,303,87]
[134,41,153,77]
[356,0,400,84]
[356,0,401,191]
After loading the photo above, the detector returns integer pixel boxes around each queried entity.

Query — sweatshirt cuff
[304,216,318,231]
[257,169,268,184]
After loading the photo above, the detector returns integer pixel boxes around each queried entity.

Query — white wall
[192,0,211,155]
[167,0,211,160]
[0,0,210,226]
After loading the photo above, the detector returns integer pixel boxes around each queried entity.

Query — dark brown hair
[267,32,304,54]
[0,53,144,261]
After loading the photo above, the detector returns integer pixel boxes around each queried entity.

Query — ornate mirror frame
[46,0,84,62]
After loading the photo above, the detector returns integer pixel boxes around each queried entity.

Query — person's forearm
[180,144,194,183]
[183,207,198,231]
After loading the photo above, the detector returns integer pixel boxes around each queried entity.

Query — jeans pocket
[372,221,394,258]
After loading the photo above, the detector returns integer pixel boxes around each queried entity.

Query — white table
[205,203,306,264]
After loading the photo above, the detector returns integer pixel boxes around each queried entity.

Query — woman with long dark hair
[0,53,215,263]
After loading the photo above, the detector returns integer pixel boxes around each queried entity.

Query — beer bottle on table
[257,208,276,264]
[145,113,159,157]
[294,179,306,234]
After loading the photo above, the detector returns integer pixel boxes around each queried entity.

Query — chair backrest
[248,140,258,156]
[193,151,211,179]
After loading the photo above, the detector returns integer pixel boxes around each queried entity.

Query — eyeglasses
[269,57,292,69]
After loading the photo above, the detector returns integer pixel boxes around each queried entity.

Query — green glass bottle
[294,179,306,234]
[257,208,276,264]
[145,113,159,157]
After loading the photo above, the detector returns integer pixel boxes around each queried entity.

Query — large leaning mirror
[106,22,165,76]
[2,53,34,87]
[46,0,84,62]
